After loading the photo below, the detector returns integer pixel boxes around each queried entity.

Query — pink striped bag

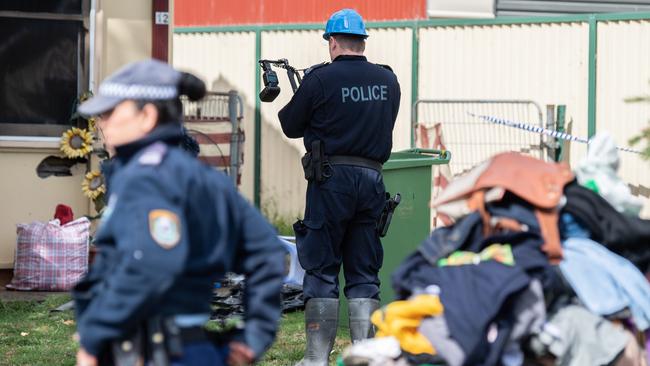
[6,217,90,291]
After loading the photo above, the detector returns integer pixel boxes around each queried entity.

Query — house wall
[0,0,153,268]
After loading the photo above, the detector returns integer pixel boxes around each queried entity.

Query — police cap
[78,59,182,117]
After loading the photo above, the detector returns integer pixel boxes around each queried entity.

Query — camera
[258,59,302,102]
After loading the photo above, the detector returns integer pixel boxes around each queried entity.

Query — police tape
[468,112,644,155]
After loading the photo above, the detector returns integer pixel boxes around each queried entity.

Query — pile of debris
[211,273,304,324]
[342,146,650,366]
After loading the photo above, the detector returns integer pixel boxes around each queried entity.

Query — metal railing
[412,99,546,176]
[182,91,244,186]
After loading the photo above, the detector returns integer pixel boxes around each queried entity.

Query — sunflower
[61,128,93,158]
[81,171,106,200]
[87,117,97,134]
[79,91,93,103]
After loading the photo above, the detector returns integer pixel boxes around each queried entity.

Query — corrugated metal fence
[174,25,415,217]
[173,13,650,218]
[596,19,650,201]
[497,1,650,16]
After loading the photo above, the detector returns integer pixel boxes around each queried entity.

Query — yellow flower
[61,128,93,158]
[87,117,96,134]
[81,171,106,200]
[79,92,93,103]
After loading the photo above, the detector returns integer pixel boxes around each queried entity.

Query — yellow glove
[371,294,444,355]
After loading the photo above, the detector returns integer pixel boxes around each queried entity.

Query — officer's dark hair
[332,34,366,53]
[135,72,206,125]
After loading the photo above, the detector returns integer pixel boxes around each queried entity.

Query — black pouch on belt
[160,318,237,360]
[302,140,326,182]
[107,326,145,366]
[301,152,314,181]
[146,317,170,366]
[311,140,324,182]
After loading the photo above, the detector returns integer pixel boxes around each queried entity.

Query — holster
[103,317,171,366]
[159,319,234,359]
[376,192,401,237]
[301,140,327,182]
[104,326,145,366]
[147,317,169,366]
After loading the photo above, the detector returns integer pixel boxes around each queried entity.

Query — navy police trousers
[169,342,227,366]
[294,165,386,301]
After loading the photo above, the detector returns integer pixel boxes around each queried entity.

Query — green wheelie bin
[339,148,451,327]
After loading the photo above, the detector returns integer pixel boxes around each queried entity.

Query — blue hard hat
[323,9,368,40]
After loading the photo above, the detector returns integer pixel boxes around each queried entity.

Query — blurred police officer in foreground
[278,9,401,366]
[73,59,285,366]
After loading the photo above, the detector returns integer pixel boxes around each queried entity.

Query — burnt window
[0,0,88,136]
[0,0,82,14]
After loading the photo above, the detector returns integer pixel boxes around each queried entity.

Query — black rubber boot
[348,298,380,343]
[296,298,340,366]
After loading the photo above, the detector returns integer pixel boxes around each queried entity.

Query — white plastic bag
[576,132,643,217]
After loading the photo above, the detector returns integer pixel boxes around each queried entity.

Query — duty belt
[328,155,382,173]
[105,318,232,366]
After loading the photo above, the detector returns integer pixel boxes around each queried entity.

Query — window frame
[0,1,90,138]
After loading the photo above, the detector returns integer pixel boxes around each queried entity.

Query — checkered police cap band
[99,82,178,100]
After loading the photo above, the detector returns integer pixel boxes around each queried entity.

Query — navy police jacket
[278,55,401,164]
[73,124,285,358]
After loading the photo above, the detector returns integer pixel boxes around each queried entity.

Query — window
[0,0,88,137]
[0,0,83,14]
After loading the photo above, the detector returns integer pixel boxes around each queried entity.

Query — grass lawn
[0,295,77,365]
[0,295,350,366]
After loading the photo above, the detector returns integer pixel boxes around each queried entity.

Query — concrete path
[0,269,67,302]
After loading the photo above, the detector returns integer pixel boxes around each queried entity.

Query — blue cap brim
[77,95,123,117]
[322,32,368,40]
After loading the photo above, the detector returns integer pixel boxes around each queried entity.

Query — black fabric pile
[563,182,650,274]
[210,273,304,324]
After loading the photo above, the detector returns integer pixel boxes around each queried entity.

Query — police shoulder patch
[148,209,181,249]
[138,142,169,166]
[375,63,394,72]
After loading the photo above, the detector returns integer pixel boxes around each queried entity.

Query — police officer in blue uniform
[73,60,285,366]
[278,9,401,366]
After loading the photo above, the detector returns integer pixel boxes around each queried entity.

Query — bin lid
[384,149,451,170]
